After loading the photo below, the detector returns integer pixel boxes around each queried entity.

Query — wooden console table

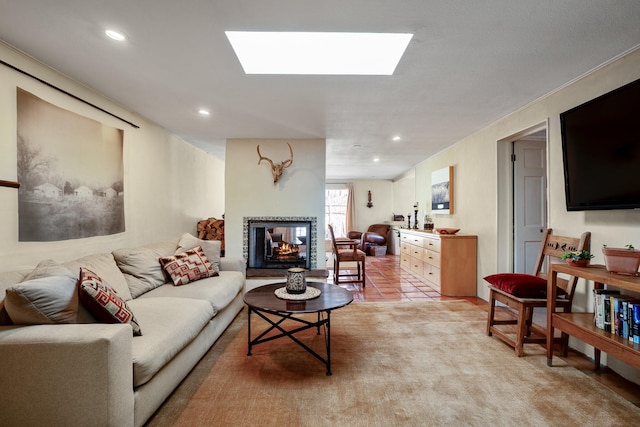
[546,263,640,369]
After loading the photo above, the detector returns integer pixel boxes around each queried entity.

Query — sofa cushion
[1,262,82,325]
[4,272,94,325]
[159,246,217,286]
[78,268,142,336]
[112,241,177,298]
[64,253,133,301]
[127,297,214,387]
[0,269,30,299]
[139,271,244,315]
[176,233,221,273]
[25,259,73,281]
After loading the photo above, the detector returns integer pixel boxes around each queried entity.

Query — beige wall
[392,171,416,220]
[350,180,394,231]
[414,48,640,301]
[412,47,640,380]
[224,138,326,269]
[0,42,224,272]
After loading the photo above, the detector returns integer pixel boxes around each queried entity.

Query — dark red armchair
[347,224,390,254]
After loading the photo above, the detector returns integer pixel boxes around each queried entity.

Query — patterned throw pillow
[176,233,221,273]
[159,246,218,286]
[78,268,142,336]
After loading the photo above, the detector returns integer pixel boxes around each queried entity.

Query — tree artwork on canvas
[16,88,125,241]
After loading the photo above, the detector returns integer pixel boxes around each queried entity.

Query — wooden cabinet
[399,229,477,296]
[547,264,640,369]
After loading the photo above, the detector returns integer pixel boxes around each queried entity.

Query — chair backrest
[329,223,358,257]
[532,229,591,300]
[328,224,338,256]
[328,224,340,254]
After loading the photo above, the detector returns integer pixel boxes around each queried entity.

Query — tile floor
[328,253,640,408]
[327,252,483,304]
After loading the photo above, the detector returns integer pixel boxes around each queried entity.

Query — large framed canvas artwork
[16,88,125,241]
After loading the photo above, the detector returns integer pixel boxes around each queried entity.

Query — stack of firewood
[197,217,225,255]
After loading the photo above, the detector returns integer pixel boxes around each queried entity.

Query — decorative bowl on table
[436,228,460,235]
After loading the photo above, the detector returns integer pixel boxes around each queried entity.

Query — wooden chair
[328,224,366,288]
[485,229,591,356]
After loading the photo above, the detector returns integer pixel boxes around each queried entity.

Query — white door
[513,138,547,274]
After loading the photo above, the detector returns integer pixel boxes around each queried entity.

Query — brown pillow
[159,246,218,286]
[78,268,142,336]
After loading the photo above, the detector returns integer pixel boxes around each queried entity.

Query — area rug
[146,301,640,426]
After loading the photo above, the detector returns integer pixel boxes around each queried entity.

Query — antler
[257,145,275,168]
[256,143,294,184]
[282,142,294,168]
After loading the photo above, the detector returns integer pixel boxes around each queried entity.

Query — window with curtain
[325,187,349,239]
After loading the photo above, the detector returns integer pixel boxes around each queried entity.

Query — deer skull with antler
[257,142,294,184]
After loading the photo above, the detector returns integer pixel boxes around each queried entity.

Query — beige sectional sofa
[0,233,246,427]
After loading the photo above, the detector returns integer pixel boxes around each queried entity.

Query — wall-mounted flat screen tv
[560,78,640,211]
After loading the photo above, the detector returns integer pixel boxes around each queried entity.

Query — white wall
[413,47,640,381]
[349,180,394,231]
[0,41,224,272]
[224,138,326,269]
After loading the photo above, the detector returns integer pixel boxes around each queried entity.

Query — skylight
[225,31,413,75]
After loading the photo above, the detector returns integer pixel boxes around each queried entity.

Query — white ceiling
[1,1,639,180]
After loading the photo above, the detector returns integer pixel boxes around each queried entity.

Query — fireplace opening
[248,220,311,269]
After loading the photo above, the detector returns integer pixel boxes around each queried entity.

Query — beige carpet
[146,301,640,426]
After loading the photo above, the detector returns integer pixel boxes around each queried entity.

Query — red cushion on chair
[484,273,567,298]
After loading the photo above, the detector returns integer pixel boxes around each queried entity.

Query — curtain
[346,182,356,233]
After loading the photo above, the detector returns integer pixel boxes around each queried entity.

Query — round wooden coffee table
[243,282,353,375]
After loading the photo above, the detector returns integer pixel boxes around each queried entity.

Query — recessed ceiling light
[225,31,413,75]
[198,109,211,116]
[392,136,401,141]
[105,29,126,42]
[373,158,380,162]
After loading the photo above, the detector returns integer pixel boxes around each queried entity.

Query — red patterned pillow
[484,273,567,298]
[159,246,218,286]
[78,268,142,336]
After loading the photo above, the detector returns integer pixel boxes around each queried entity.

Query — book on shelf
[621,298,634,339]
[633,303,640,344]
[593,289,620,330]
[604,295,613,333]
[611,295,633,337]
[606,295,637,338]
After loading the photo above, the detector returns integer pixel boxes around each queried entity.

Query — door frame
[496,120,549,273]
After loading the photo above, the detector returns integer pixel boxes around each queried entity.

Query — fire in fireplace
[272,241,301,260]
[246,219,312,269]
